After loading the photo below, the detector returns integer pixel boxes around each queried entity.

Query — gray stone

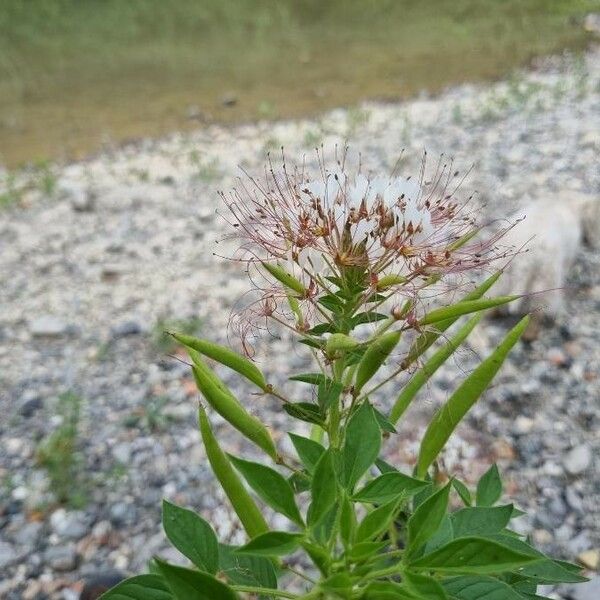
[111,442,132,464]
[563,444,592,476]
[29,316,69,337]
[13,521,43,548]
[109,502,137,526]
[0,541,17,569]
[111,320,142,338]
[18,396,43,418]
[44,544,78,571]
[50,508,89,540]
[570,576,600,600]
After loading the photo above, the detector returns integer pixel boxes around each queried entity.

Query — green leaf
[354,331,402,394]
[218,544,277,589]
[375,458,398,474]
[318,380,344,412]
[308,449,338,527]
[321,572,353,598]
[283,402,325,426]
[156,559,239,600]
[354,472,428,504]
[403,571,448,600]
[162,500,219,574]
[407,482,451,555]
[452,479,472,506]
[172,334,268,390]
[236,531,303,556]
[342,401,381,490]
[346,541,388,562]
[300,540,330,575]
[288,470,311,493]
[442,575,524,600]
[410,537,539,574]
[423,515,454,554]
[228,455,304,526]
[351,312,389,327]
[356,497,402,543]
[362,581,419,600]
[289,373,331,386]
[419,296,517,326]
[450,504,513,538]
[98,574,172,600]
[476,464,502,507]
[416,316,529,478]
[339,492,357,548]
[516,559,588,584]
[389,314,481,424]
[373,406,397,433]
[288,433,325,474]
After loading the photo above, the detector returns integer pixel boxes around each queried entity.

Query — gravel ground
[1,48,599,599]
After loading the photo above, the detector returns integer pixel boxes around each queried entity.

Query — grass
[0,0,598,166]
[35,391,87,508]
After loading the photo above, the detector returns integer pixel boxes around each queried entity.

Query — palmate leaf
[98,574,172,600]
[416,316,529,478]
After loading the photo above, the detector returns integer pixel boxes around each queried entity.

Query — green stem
[232,585,299,598]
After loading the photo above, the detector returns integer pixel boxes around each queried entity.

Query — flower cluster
[220,149,513,349]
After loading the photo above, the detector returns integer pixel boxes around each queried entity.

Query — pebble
[570,576,600,600]
[0,541,18,569]
[578,549,600,571]
[50,509,90,540]
[29,316,69,337]
[43,545,78,571]
[564,444,593,475]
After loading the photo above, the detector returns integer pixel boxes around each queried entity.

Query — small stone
[111,320,142,338]
[578,549,600,571]
[19,396,44,417]
[547,347,570,368]
[44,544,78,571]
[109,502,137,526]
[111,442,132,464]
[13,521,43,548]
[566,487,584,512]
[30,315,69,337]
[0,541,17,569]
[221,93,238,107]
[50,508,89,540]
[572,576,600,600]
[514,416,534,434]
[584,13,600,34]
[564,444,592,475]
[532,528,553,545]
[64,184,96,212]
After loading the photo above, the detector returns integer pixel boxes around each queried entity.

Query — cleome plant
[102,150,586,599]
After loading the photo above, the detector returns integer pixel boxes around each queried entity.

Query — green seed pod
[261,262,307,296]
[376,274,407,290]
[354,331,401,394]
[172,332,268,390]
[326,333,359,354]
[419,296,518,326]
[192,358,278,460]
[198,406,269,538]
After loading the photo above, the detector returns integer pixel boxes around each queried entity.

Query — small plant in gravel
[36,391,87,508]
[102,151,586,599]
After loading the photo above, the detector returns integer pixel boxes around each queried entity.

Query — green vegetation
[35,391,87,508]
[1,0,598,166]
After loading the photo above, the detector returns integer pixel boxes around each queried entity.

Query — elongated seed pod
[326,333,359,353]
[419,296,518,326]
[261,262,307,295]
[172,333,268,390]
[192,358,277,460]
[354,331,401,394]
[198,406,269,538]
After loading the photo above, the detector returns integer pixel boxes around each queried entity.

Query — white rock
[564,444,592,475]
[30,316,69,337]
